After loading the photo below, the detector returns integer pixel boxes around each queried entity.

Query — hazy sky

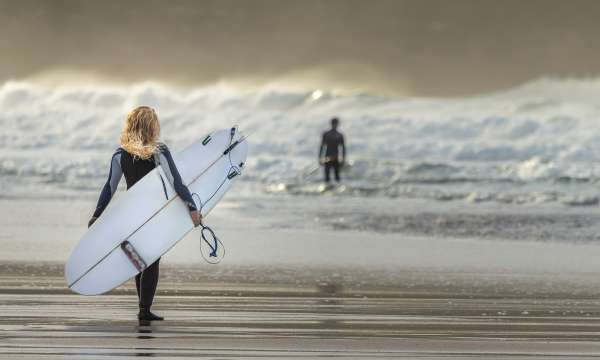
[1,0,600,96]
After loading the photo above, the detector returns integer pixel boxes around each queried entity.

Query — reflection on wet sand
[135,324,154,339]
[135,325,155,357]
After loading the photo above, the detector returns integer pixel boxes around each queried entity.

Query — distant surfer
[88,106,202,321]
[318,117,346,183]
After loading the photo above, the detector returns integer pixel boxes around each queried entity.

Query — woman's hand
[190,210,203,227]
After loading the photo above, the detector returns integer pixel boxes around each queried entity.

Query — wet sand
[3,263,600,359]
[4,198,600,358]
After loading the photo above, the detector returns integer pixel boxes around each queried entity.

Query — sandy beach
[3,263,600,359]
[4,198,600,358]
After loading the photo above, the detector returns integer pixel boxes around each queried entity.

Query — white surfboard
[65,127,248,295]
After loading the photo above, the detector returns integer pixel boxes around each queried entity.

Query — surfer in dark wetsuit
[88,106,202,322]
[319,117,346,183]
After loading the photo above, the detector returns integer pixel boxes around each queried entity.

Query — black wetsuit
[92,143,197,310]
[319,129,345,182]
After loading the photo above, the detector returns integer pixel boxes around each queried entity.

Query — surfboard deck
[65,128,248,295]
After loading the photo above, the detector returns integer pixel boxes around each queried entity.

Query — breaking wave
[2,78,600,206]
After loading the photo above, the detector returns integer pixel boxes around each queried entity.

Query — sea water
[2,78,600,244]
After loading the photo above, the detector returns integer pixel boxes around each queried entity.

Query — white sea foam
[2,78,600,205]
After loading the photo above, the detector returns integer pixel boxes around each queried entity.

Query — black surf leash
[198,222,225,264]
[190,126,249,264]
[191,192,225,264]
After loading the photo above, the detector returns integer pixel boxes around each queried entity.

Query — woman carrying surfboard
[88,106,202,321]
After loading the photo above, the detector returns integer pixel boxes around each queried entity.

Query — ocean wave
[3,78,600,204]
[2,79,600,161]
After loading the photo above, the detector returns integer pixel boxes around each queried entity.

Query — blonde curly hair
[119,106,160,159]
